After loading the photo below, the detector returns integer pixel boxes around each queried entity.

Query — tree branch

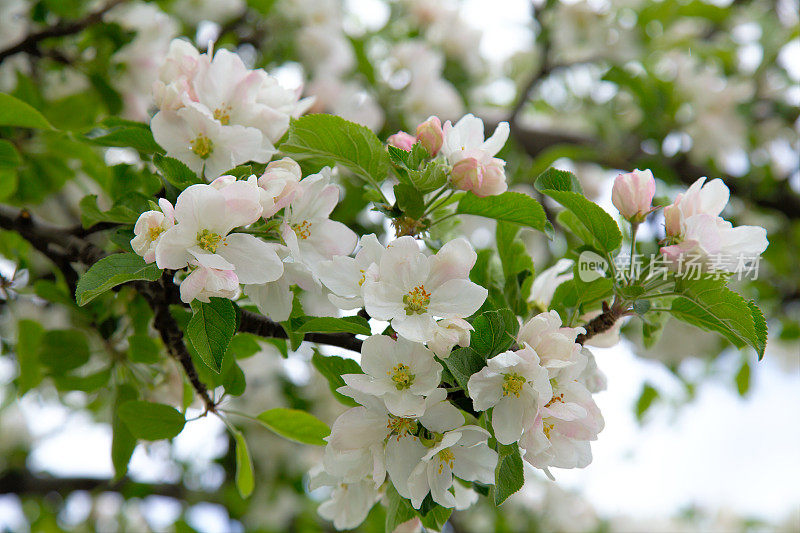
[575,300,628,345]
[0,0,128,64]
[238,309,363,353]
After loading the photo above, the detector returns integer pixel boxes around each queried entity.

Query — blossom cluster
[150,39,312,179]
[131,158,357,308]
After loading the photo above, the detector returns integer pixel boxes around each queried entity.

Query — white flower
[341,335,442,418]
[467,346,552,445]
[440,113,509,166]
[362,237,487,343]
[662,177,768,271]
[519,380,604,477]
[151,104,266,179]
[131,198,175,263]
[308,469,379,531]
[172,0,245,25]
[155,181,283,286]
[297,24,356,77]
[517,311,585,379]
[388,420,497,509]
[611,169,656,222]
[318,234,385,310]
[257,157,303,218]
[529,259,573,311]
[426,318,472,358]
[179,263,239,303]
[281,169,358,274]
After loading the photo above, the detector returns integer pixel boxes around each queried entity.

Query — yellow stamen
[292,220,312,240]
[403,285,431,315]
[197,229,222,253]
[437,448,455,474]
[148,226,165,241]
[213,105,231,125]
[502,373,526,398]
[190,134,213,159]
[389,363,414,390]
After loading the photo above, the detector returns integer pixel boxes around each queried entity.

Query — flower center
[292,220,312,240]
[213,105,231,125]
[190,134,214,159]
[389,363,414,390]
[402,285,431,315]
[542,421,554,439]
[148,225,165,242]
[358,269,366,286]
[502,373,526,397]
[197,229,222,253]
[437,448,455,474]
[544,393,565,408]
[386,416,416,440]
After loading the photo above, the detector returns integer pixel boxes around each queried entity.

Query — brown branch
[0,0,128,64]
[0,468,210,501]
[575,300,628,345]
[239,309,363,353]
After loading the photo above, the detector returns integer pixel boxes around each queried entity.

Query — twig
[575,300,628,345]
[238,309,363,353]
[0,0,128,64]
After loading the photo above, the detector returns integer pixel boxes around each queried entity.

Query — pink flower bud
[451,157,508,197]
[415,116,443,156]
[387,131,416,151]
[611,169,656,222]
[663,202,682,237]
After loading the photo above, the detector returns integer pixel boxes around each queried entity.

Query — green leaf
[533,167,584,194]
[456,191,552,235]
[394,183,425,219]
[38,330,90,373]
[16,320,43,394]
[385,484,418,533]
[118,401,186,440]
[493,443,524,505]
[0,140,21,168]
[280,114,390,187]
[408,161,447,193]
[186,298,238,373]
[111,384,138,480]
[0,92,53,129]
[295,315,371,335]
[86,124,163,153]
[635,383,659,422]
[79,194,141,228]
[670,279,767,359]
[128,334,161,364]
[418,502,452,530]
[540,191,621,252]
[471,308,519,358]
[153,154,203,189]
[311,351,362,406]
[76,253,162,306]
[233,430,255,498]
[443,347,487,390]
[256,408,330,446]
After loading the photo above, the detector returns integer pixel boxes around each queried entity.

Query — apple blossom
[519,380,604,478]
[362,237,487,343]
[450,155,508,197]
[441,113,510,196]
[155,181,283,287]
[387,131,417,151]
[415,115,444,156]
[529,259,573,311]
[467,346,552,445]
[280,168,358,274]
[131,198,175,263]
[308,469,380,531]
[179,263,239,303]
[517,310,585,379]
[242,248,318,322]
[662,177,768,271]
[611,169,656,222]
[426,318,472,358]
[317,234,385,310]
[257,157,303,218]
[340,335,442,418]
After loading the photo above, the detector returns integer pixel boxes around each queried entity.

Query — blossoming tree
[0,0,795,531]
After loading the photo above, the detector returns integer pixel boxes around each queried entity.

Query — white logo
[577,250,609,282]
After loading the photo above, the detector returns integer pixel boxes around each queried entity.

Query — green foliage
[85,118,163,153]
[118,401,186,440]
[186,298,239,373]
[493,444,524,505]
[15,320,44,394]
[38,330,90,373]
[153,154,203,189]
[75,253,162,306]
[671,278,767,359]
[0,140,21,168]
[111,385,138,480]
[256,408,330,446]
[635,383,659,422]
[536,169,622,252]
[280,114,391,189]
[456,191,551,235]
[471,308,519,358]
[295,315,372,335]
[79,194,142,228]
[311,351,362,406]
[385,484,418,533]
[233,430,255,498]
[0,92,53,129]
[443,347,487,390]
